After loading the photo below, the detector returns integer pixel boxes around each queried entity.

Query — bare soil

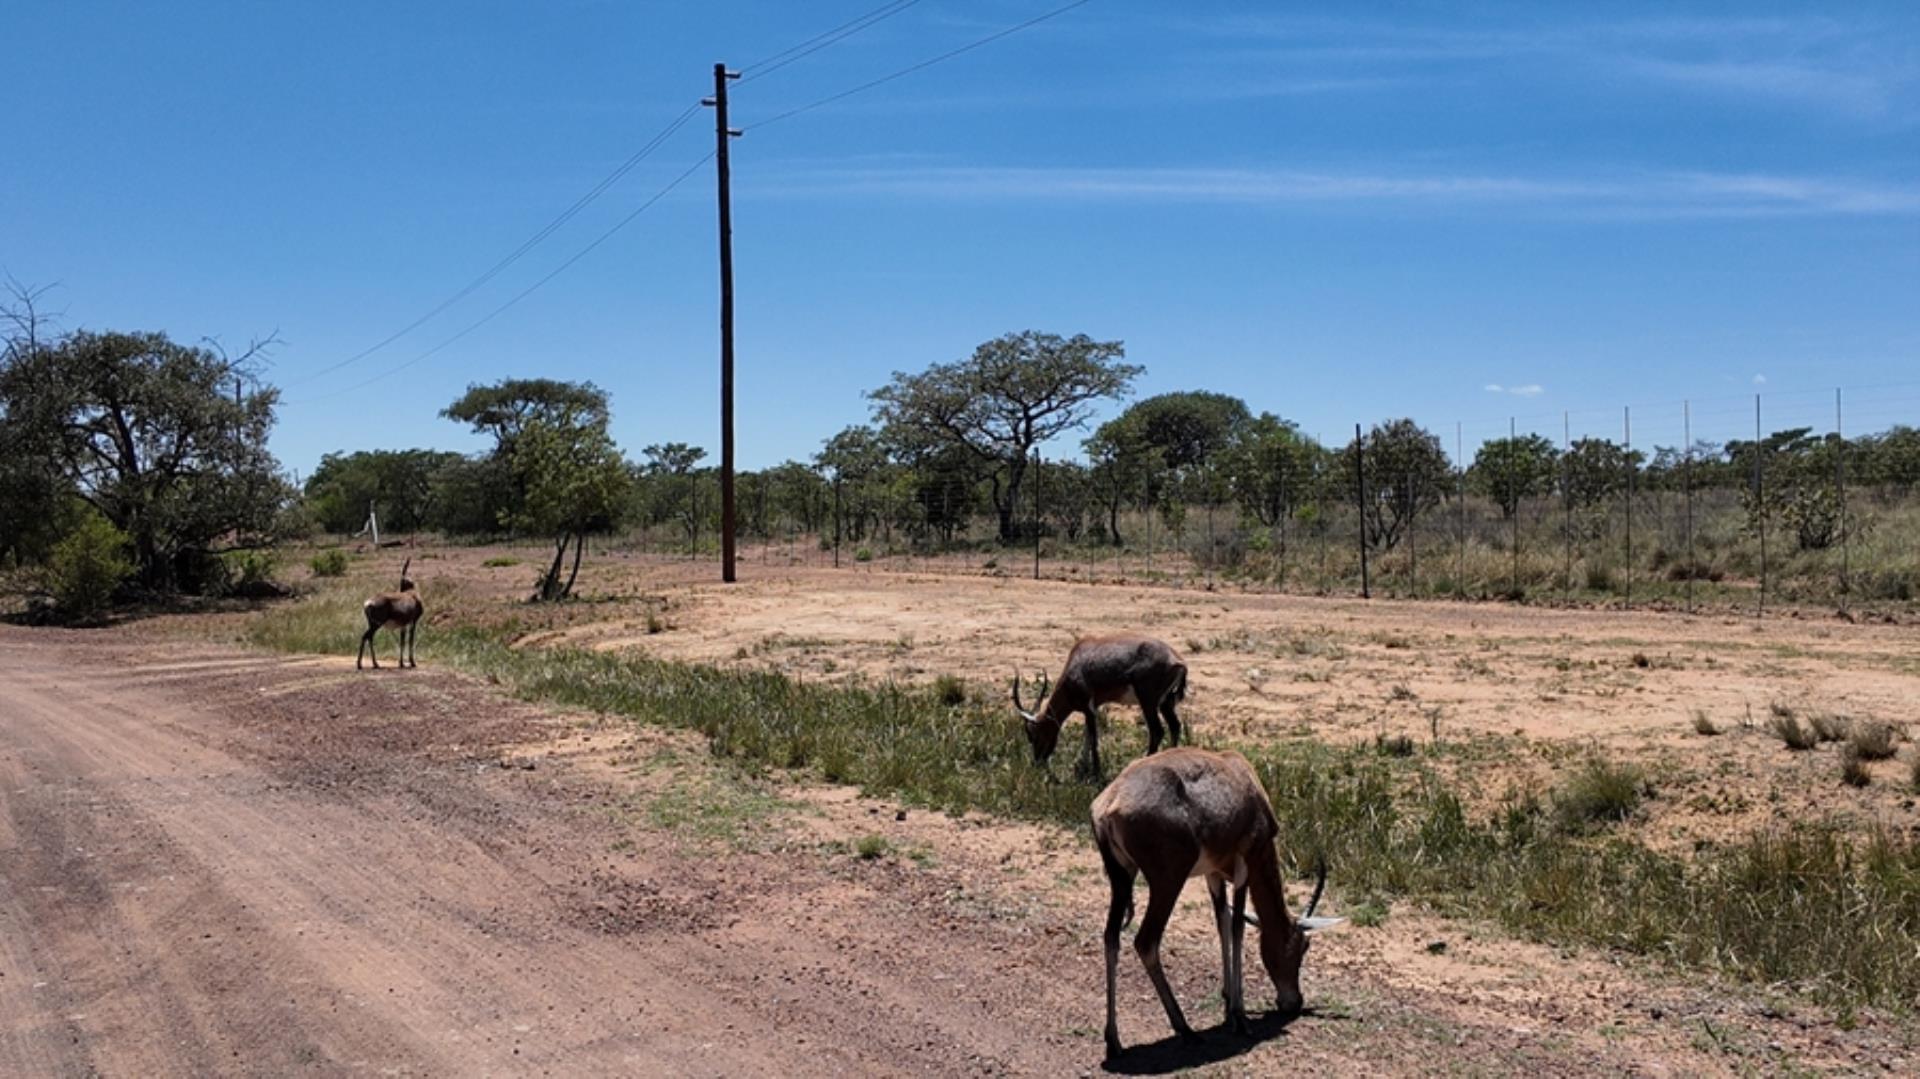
[4,549,1918,1074]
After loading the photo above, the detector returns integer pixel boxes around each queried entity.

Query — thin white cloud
[1486,383,1545,397]
[763,165,1920,218]
[1753,374,1769,385]
[1484,383,1505,393]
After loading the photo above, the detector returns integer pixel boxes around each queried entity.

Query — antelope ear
[1298,916,1346,934]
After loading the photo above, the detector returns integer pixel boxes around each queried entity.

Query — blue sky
[7,1,1918,474]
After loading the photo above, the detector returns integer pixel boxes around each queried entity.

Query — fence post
[1509,416,1519,598]
[1684,400,1695,614]
[1624,405,1634,609]
[1836,387,1849,610]
[1206,498,1216,590]
[1456,422,1466,597]
[1755,393,1766,617]
[1562,411,1572,602]
[1354,423,1371,599]
[1033,450,1042,581]
[832,475,841,568]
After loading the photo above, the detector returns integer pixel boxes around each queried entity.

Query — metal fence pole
[1755,393,1766,617]
[1355,423,1371,599]
[1624,405,1634,609]
[832,475,842,569]
[1456,421,1466,596]
[1836,387,1849,609]
[1509,416,1519,598]
[1684,400,1695,614]
[1033,450,1042,581]
[1562,411,1573,602]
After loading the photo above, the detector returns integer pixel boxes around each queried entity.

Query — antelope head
[1011,669,1060,763]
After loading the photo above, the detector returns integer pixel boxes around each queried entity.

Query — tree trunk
[561,529,586,599]
[540,535,568,601]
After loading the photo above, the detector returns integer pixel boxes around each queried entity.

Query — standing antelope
[1012,634,1187,776]
[1092,747,1341,1060]
[356,557,422,670]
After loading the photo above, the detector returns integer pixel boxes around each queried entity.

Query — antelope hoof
[1104,1032,1124,1061]
[1227,1009,1251,1037]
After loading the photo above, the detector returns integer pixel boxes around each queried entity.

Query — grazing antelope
[356,557,422,670]
[1092,747,1341,1060]
[1012,634,1187,776]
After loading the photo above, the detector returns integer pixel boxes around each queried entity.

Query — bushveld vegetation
[254,583,1920,1009]
[10,287,1916,616]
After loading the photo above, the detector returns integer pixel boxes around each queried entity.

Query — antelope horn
[1302,856,1328,920]
[1011,669,1033,719]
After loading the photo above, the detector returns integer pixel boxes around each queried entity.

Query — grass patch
[855,834,891,860]
[1810,713,1852,744]
[1769,713,1819,751]
[308,550,350,578]
[1691,709,1721,736]
[482,556,522,568]
[1551,756,1647,834]
[1841,748,1872,789]
[248,586,1920,1010]
[933,674,968,707]
[1846,721,1899,762]
[1373,733,1416,758]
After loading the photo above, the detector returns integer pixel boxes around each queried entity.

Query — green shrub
[1552,756,1646,833]
[854,546,874,563]
[933,674,968,706]
[309,550,350,578]
[855,834,890,860]
[483,556,521,568]
[44,514,134,620]
[228,549,279,588]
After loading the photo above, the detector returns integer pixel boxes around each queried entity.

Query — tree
[1108,392,1251,475]
[870,331,1139,541]
[1223,413,1319,528]
[442,378,609,452]
[1561,437,1640,510]
[304,449,466,533]
[0,329,290,589]
[508,417,630,601]
[1039,459,1094,542]
[1469,434,1559,519]
[638,442,708,545]
[814,425,892,542]
[1084,424,1155,544]
[1340,419,1450,552]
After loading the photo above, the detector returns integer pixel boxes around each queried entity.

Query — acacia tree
[1469,434,1559,519]
[870,331,1139,541]
[1340,419,1450,552]
[509,417,630,601]
[444,378,627,599]
[0,327,289,589]
[639,442,707,544]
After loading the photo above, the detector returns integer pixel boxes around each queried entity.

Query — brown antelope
[1013,634,1187,776]
[356,557,422,670]
[1092,747,1341,1060]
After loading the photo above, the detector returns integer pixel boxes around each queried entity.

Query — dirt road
[0,625,1909,1075]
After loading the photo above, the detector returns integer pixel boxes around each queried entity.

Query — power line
[284,103,704,387]
[284,3,941,387]
[738,0,923,83]
[286,152,715,406]
[743,0,1099,131]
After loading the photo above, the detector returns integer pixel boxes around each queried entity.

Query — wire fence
[586,386,1919,617]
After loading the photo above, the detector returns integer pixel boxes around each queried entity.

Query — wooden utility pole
[705,63,742,583]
